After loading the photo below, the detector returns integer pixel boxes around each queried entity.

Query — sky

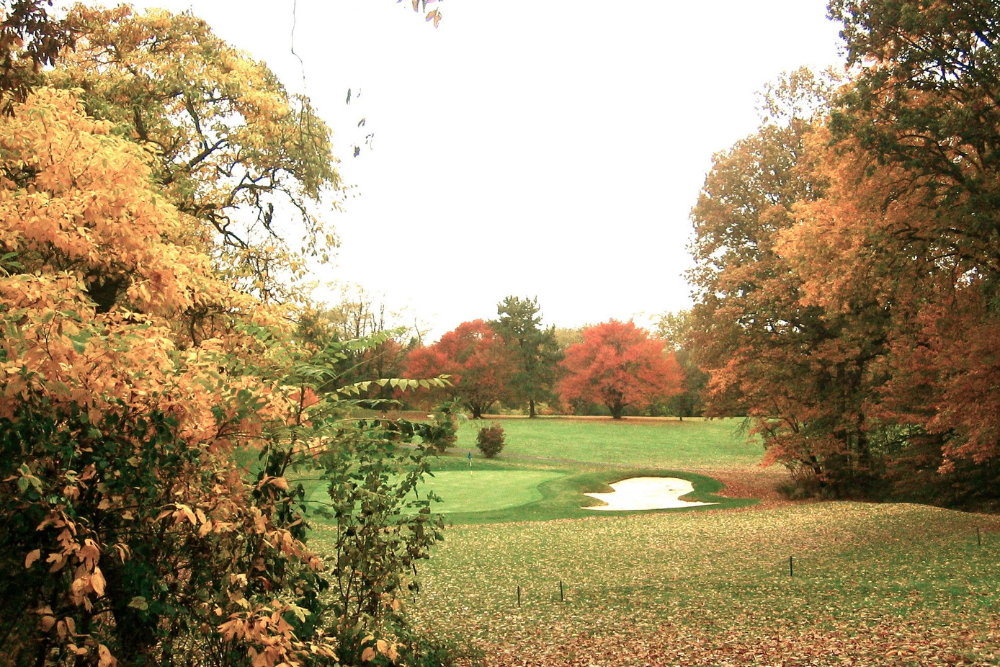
[109,0,845,340]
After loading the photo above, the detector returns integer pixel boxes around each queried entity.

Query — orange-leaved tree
[0,83,452,667]
[0,85,341,666]
[686,68,899,494]
[559,320,683,419]
[406,319,514,418]
[824,0,1000,485]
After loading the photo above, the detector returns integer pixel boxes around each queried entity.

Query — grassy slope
[409,502,1000,665]
[424,455,751,524]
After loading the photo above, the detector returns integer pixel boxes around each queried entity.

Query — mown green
[300,417,757,526]
[452,417,758,470]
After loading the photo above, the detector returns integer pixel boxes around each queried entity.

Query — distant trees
[406,320,514,418]
[559,320,683,420]
[654,311,708,419]
[492,296,562,417]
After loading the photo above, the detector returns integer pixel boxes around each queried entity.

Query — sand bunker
[583,477,717,511]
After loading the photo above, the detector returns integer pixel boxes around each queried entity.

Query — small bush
[476,422,506,458]
[422,402,459,451]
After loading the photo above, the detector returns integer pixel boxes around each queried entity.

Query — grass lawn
[303,415,1000,665]
[300,454,752,526]
[303,465,567,515]
[451,417,760,470]
[298,417,760,527]
[400,502,1000,666]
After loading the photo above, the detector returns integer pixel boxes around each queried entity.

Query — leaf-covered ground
[408,502,1000,666]
[308,418,999,664]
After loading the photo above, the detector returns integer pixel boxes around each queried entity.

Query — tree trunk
[528,399,536,418]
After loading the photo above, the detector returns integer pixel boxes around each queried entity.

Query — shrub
[476,423,506,458]
[421,401,459,451]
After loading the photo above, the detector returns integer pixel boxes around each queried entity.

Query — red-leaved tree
[559,320,683,419]
[406,320,515,418]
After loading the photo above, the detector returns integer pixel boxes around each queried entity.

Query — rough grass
[408,502,1000,666]
[304,416,1000,665]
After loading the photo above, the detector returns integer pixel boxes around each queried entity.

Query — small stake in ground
[977,526,982,547]
[789,556,794,578]
[559,580,564,602]
[517,585,521,608]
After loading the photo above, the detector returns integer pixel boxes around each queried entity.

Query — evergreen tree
[493,296,563,418]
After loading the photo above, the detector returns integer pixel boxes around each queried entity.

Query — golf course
[313,416,1000,666]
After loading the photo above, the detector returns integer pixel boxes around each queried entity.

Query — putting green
[304,469,567,515]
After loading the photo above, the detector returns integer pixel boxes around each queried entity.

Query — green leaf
[128,596,149,611]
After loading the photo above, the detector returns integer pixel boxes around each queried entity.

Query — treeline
[320,293,700,420]
[688,1,1000,506]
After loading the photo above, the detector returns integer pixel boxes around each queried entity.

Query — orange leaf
[25,548,40,569]
[91,566,106,596]
[98,644,117,667]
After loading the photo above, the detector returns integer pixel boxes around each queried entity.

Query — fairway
[298,416,760,526]
[303,415,1000,665]
[451,417,759,470]
[305,469,567,514]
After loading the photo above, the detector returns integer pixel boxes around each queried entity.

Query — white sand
[583,477,717,511]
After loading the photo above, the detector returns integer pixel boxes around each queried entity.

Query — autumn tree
[48,5,340,310]
[654,310,708,419]
[0,1,77,114]
[776,0,1000,495]
[688,5,1000,502]
[0,85,333,666]
[406,320,514,418]
[0,9,454,666]
[295,285,419,401]
[492,296,562,417]
[559,320,683,420]
[686,67,901,492]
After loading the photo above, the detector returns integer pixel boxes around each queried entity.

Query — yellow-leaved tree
[0,8,453,667]
[52,4,341,311]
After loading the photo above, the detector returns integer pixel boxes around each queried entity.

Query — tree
[295,285,419,399]
[559,320,683,419]
[0,83,455,667]
[824,0,1000,471]
[0,0,75,114]
[654,310,708,419]
[0,85,335,666]
[685,68,899,493]
[0,8,456,664]
[50,5,341,308]
[492,296,563,417]
[406,320,514,418]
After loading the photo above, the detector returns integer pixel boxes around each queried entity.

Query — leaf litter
[407,502,1000,666]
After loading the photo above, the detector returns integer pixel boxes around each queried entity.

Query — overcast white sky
[116,0,844,340]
